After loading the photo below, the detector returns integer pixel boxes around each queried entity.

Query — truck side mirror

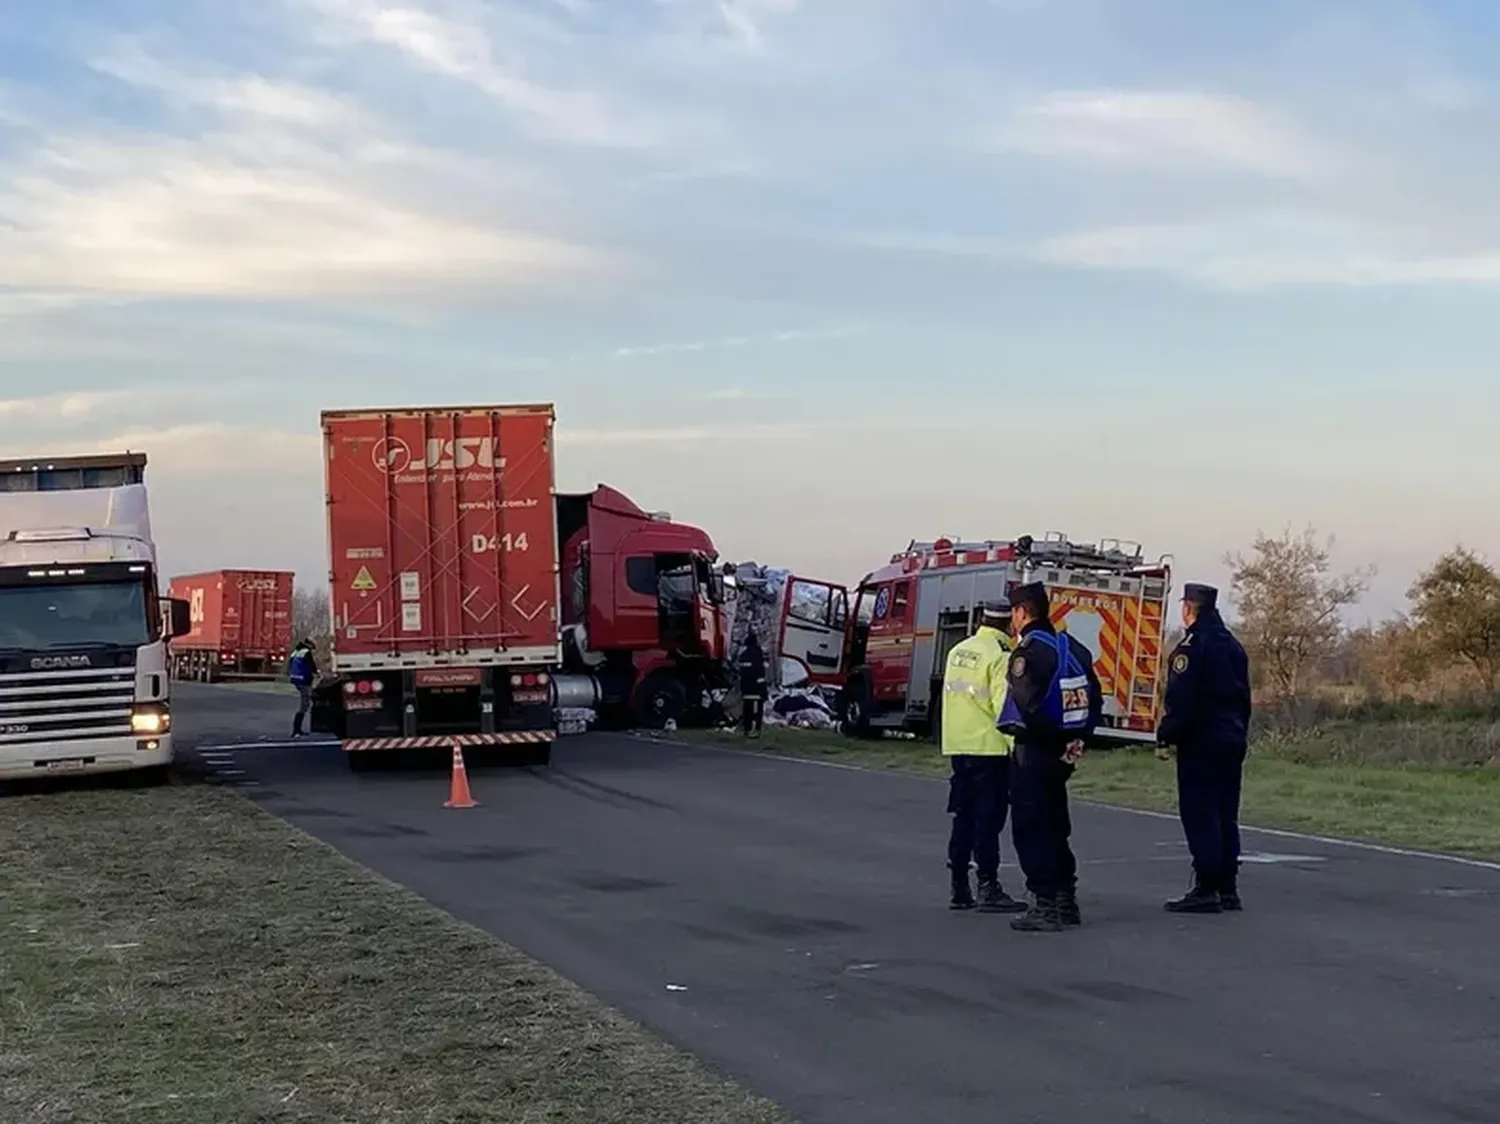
[168,597,192,639]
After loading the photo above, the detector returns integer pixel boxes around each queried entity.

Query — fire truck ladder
[1019,532,1145,573]
[1129,572,1173,725]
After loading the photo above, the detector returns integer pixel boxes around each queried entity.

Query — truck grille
[0,666,136,746]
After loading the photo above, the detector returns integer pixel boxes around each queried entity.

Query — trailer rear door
[322,404,561,672]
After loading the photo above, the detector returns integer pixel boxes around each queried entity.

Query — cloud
[990,90,1329,179]
[608,324,861,358]
[301,0,699,150]
[1034,215,1500,289]
[2,141,599,299]
[0,30,610,305]
[0,391,125,420]
[91,424,322,475]
[715,0,801,52]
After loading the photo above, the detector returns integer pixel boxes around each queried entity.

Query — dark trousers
[1176,747,1247,886]
[293,684,312,734]
[947,755,1011,881]
[1009,743,1077,896]
[741,696,764,734]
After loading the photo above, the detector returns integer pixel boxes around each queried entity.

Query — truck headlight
[131,703,170,735]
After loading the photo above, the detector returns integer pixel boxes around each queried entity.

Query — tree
[292,585,333,665]
[1347,617,1431,699]
[1225,525,1374,698]
[1407,547,1500,695]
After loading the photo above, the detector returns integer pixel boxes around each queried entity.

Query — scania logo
[30,655,92,670]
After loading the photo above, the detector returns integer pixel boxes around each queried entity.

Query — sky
[3,0,1498,620]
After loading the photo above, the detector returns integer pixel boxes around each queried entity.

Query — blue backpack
[998,631,1094,736]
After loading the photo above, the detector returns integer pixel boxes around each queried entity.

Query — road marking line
[194,740,338,751]
[636,734,1500,873]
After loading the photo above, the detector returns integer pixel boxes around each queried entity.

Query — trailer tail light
[343,679,384,696]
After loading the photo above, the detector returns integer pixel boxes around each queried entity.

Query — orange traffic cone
[443,743,478,808]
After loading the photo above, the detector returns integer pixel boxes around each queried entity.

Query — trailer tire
[840,674,873,738]
[635,672,688,729]
[519,740,553,768]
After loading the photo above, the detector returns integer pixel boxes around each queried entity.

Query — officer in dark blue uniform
[997,581,1104,932]
[1157,582,1253,913]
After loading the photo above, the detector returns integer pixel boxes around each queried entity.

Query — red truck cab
[555,486,729,727]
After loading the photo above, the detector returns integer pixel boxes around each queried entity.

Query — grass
[669,723,1500,860]
[0,784,786,1124]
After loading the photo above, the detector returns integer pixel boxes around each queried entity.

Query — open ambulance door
[777,576,849,688]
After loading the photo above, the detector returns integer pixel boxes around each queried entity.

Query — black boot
[949,867,975,911]
[1057,886,1081,927]
[1010,894,1064,932]
[977,876,1026,914]
[1219,872,1242,912]
[1165,871,1222,914]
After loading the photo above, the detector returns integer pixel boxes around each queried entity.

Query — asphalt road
[174,684,1500,1124]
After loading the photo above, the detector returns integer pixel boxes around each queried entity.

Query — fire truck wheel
[635,672,688,729]
[840,675,873,738]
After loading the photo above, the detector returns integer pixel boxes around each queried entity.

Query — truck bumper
[343,731,556,751]
[0,735,174,780]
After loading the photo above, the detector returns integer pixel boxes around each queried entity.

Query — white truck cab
[0,453,191,781]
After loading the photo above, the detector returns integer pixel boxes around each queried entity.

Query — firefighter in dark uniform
[1157,582,1253,913]
[940,601,1026,913]
[997,581,1104,932]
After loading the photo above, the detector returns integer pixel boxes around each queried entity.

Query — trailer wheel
[518,740,553,768]
[635,672,688,729]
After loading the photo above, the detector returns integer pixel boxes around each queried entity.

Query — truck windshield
[658,562,696,612]
[695,557,725,604]
[0,581,152,651]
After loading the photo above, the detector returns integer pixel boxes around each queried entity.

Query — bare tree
[292,585,333,666]
[1225,526,1373,699]
[1407,547,1500,695]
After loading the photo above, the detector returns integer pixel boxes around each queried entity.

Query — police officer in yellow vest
[942,601,1026,913]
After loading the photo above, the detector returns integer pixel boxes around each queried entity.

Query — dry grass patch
[0,785,787,1124]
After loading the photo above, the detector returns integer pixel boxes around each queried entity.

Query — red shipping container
[167,570,295,658]
[321,404,561,672]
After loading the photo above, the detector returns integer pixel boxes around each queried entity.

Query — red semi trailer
[309,403,729,767]
[167,569,294,681]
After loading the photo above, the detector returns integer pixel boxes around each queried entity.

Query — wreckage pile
[725,561,794,688]
[720,561,841,731]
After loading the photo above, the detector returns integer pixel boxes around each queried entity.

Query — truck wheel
[840,676,873,738]
[125,765,172,788]
[635,673,688,729]
[519,740,553,767]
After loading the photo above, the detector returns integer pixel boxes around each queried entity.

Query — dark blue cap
[1011,581,1049,612]
[1182,582,1218,608]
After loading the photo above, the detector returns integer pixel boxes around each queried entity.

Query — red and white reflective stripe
[921,548,1009,569]
[343,731,554,751]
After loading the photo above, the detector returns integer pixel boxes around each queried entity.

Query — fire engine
[775,533,1174,744]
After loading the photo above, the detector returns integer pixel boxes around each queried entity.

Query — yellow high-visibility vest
[940,626,1015,757]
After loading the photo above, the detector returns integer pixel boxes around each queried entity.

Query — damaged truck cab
[553,485,730,729]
